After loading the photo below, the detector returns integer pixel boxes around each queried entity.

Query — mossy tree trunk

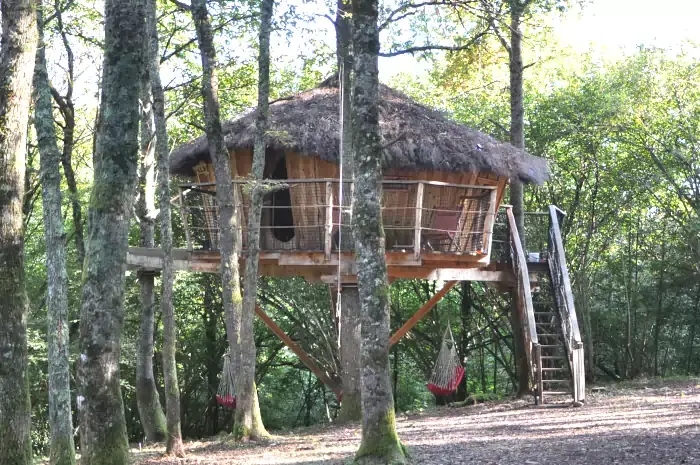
[135,9,167,441]
[237,0,274,441]
[350,0,406,462]
[77,0,146,463]
[33,5,77,464]
[189,0,248,435]
[334,0,363,424]
[147,0,186,454]
[0,1,38,464]
[338,286,362,422]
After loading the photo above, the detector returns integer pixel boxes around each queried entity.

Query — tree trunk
[52,2,85,267]
[508,4,526,247]
[0,1,37,463]
[334,0,362,425]
[77,1,146,463]
[236,0,274,441]
[338,286,362,422]
[190,0,249,438]
[135,12,167,442]
[147,0,186,455]
[351,0,406,461]
[33,7,77,464]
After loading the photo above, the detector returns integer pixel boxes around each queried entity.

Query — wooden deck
[126,247,516,285]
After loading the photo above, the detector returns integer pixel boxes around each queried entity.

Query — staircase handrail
[547,206,582,347]
[547,205,585,403]
[505,207,539,390]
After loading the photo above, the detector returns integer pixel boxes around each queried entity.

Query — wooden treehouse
[127,78,585,405]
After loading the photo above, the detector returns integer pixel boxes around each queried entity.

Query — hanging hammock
[427,325,465,396]
[216,352,236,409]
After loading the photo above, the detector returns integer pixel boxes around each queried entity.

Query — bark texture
[77,0,146,463]
[508,2,525,245]
[237,0,274,441]
[338,286,362,422]
[147,0,186,454]
[507,1,529,399]
[0,1,38,463]
[351,0,406,461]
[33,6,77,464]
[335,0,363,423]
[190,0,247,436]
[135,13,167,441]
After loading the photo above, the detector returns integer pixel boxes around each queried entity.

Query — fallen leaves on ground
[131,380,700,465]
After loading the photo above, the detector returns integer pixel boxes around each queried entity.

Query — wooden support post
[255,305,342,398]
[482,188,498,256]
[535,343,543,405]
[389,280,458,347]
[325,181,333,260]
[179,187,193,251]
[414,182,424,260]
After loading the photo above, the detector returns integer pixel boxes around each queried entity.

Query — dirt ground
[132,379,700,465]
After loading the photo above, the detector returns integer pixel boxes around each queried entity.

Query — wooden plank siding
[190,150,508,256]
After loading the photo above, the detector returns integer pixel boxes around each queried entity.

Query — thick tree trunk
[351,0,406,462]
[135,18,168,442]
[0,1,37,463]
[236,0,274,441]
[77,1,146,463]
[146,0,186,454]
[33,7,77,464]
[190,0,249,437]
[338,286,362,422]
[334,0,363,424]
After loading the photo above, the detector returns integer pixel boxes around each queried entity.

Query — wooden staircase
[506,206,585,405]
[532,271,575,402]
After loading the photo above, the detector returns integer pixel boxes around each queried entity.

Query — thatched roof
[170,76,549,184]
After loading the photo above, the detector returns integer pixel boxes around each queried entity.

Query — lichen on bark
[147,0,186,454]
[33,5,77,464]
[350,0,406,461]
[0,1,38,464]
[77,0,147,463]
[236,0,274,442]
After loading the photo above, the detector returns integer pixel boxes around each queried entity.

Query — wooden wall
[191,150,508,252]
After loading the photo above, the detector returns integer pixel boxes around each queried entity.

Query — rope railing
[175,179,500,257]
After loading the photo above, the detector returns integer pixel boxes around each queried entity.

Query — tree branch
[380,31,488,57]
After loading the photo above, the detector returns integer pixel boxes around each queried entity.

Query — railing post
[414,182,424,260]
[535,343,543,405]
[325,181,333,260]
[179,186,193,251]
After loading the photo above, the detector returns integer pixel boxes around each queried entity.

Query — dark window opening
[265,153,295,242]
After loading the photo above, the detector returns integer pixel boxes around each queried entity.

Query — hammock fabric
[427,326,465,396]
[216,352,236,409]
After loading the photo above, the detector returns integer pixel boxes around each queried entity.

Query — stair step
[541,355,567,360]
[538,334,560,337]
[542,391,571,396]
[542,379,571,384]
[539,344,564,348]
[541,367,567,372]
